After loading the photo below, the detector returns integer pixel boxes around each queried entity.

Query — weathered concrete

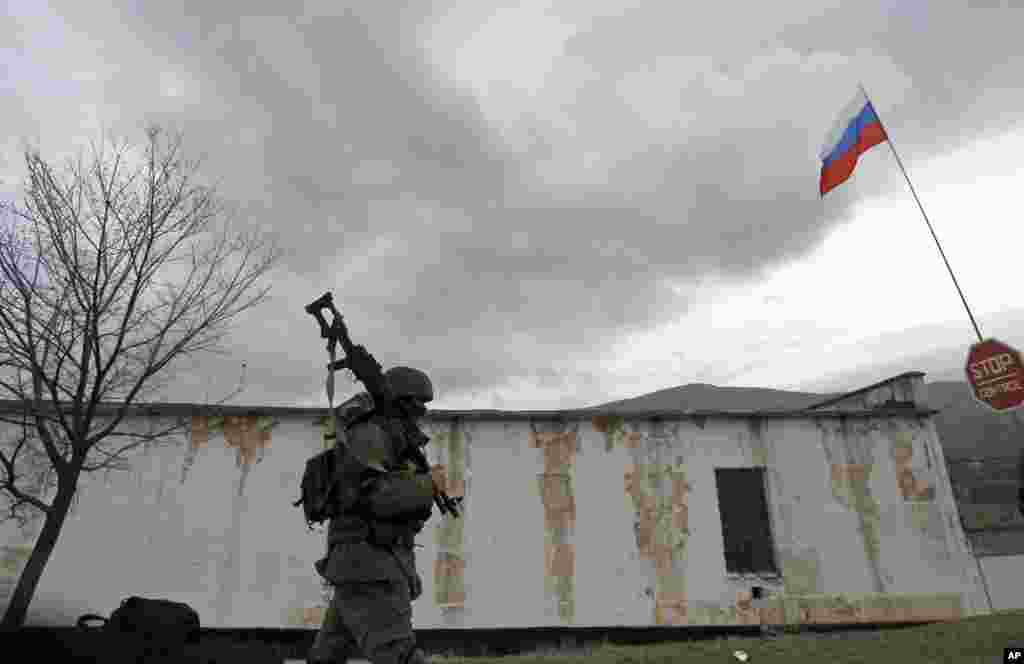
[978,555,1024,611]
[0,373,990,629]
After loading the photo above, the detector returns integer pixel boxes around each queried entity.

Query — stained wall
[0,375,990,628]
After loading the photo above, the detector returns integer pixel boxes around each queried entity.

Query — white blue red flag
[819,89,888,196]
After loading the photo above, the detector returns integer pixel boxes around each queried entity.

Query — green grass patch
[430,610,1024,664]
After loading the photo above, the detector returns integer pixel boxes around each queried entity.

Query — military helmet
[385,366,434,403]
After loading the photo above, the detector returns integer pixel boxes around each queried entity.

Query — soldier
[307,367,437,664]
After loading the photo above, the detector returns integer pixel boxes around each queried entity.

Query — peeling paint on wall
[1,398,987,629]
[746,418,769,467]
[182,414,278,486]
[686,602,739,626]
[191,415,211,449]
[831,464,871,503]
[819,418,886,594]
[780,550,822,595]
[531,425,578,623]
[431,459,467,500]
[182,415,222,484]
[830,463,883,592]
[434,554,466,608]
[891,432,935,501]
[286,606,326,627]
[909,502,944,540]
[223,415,271,469]
[760,592,963,625]
[432,425,469,618]
[592,415,622,451]
[591,415,641,451]
[734,590,761,625]
[624,425,690,626]
[688,592,784,627]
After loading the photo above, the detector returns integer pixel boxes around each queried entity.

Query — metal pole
[974,552,995,613]
[858,83,984,344]
[1014,411,1024,519]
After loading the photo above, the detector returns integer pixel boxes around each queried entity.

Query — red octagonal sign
[965,338,1024,412]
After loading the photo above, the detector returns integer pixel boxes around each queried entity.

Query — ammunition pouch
[355,471,433,547]
[360,471,435,521]
[366,522,420,548]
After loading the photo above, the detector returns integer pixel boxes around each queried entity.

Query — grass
[428,610,1024,664]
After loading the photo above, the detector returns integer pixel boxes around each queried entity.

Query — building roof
[800,371,927,410]
[591,382,836,412]
[0,373,939,422]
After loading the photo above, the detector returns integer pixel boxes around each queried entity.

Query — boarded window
[714,468,779,575]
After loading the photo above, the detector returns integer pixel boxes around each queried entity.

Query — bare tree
[0,127,280,628]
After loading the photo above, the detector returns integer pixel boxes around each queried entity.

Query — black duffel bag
[77,596,201,662]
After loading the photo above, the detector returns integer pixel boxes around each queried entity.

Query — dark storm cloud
[4,1,1023,407]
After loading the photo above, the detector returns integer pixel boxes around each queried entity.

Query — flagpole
[858,83,984,344]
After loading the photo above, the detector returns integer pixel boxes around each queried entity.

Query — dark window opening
[714,467,779,575]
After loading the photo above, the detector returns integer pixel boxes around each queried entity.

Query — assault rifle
[304,291,463,518]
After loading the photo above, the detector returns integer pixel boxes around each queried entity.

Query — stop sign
[965,338,1024,412]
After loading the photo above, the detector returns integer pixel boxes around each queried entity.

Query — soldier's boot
[373,639,429,664]
[307,653,354,664]
[307,644,355,664]
[402,646,430,664]
[306,628,355,663]
[307,643,352,663]
[306,651,351,664]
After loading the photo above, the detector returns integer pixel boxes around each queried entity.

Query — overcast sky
[3,1,1023,411]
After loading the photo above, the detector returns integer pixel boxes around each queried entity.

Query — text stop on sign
[965,338,1024,412]
[969,353,1018,381]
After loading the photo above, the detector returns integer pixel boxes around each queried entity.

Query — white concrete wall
[0,386,989,628]
[978,555,1024,611]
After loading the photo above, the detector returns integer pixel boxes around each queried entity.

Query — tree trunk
[1,469,80,630]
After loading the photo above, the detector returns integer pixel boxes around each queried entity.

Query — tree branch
[0,480,52,516]
[80,416,191,472]
[1,126,279,521]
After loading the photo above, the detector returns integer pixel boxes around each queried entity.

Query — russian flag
[819,89,888,196]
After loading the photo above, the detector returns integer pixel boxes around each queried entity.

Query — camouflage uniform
[308,411,431,664]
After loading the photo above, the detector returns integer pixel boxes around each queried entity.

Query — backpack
[76,596,200,663]
[293,446,342,529]
[294,393,376,529]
